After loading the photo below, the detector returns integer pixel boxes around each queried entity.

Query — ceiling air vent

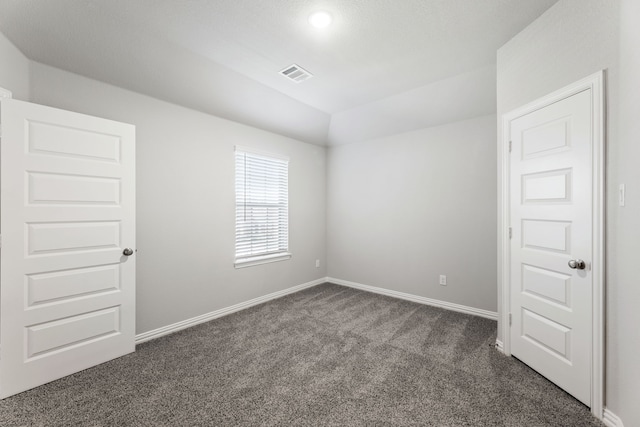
[279,64,313,83]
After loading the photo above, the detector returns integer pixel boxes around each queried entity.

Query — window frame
[234,146,291,268]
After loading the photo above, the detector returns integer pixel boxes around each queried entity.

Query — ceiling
[0,0,558,144]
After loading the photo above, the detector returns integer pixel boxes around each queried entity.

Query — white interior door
[0,99,135,398]
[509,89,593,406]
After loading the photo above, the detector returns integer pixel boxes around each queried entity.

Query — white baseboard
[136,276,498,344]
[135,277,327,344]
[327,277,498,321]
[603,408,624,427]
[136,277,621,424]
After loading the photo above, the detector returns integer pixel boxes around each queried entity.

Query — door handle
[123,248,134,256]
[568,259,586,270]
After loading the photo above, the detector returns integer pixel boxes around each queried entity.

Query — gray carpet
[0,282,602,426]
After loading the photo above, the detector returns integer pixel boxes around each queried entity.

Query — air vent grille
[279,64,313,83]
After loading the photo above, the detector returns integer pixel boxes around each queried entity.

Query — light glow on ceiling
[308,11,332,29]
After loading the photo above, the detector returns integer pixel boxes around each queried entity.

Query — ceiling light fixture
[308,11,332,28]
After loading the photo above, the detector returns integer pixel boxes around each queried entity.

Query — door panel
[27,264,121,306]
[521,308,571,360]
[521,264,571,307]
[510,89,592,405]
[28,172,121,205]
[522,169,572,202]
[27,221,121,254]
[521,117,570,158]
[0,99,135,398]
[28,120,121,162]
[521,220,571,252]
[26,307,121,359]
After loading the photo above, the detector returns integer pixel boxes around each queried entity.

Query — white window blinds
[235,147,290,267]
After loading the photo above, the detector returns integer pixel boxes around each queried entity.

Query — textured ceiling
[0,0,557,144]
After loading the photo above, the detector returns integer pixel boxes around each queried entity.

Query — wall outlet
[315,259,320,268]
[439,275,447,286]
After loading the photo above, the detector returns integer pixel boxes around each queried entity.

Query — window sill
[234,253,292,269]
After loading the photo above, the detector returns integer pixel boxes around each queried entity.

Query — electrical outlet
[315,259,320,268]
[439,275,447,286]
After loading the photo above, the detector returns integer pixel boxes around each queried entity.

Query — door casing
[498,71,605,419]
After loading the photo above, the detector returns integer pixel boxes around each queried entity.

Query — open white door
[0,99,135,398]
[508,86,599,407]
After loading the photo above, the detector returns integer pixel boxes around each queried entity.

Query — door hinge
[509,140,512,153]
[509,227,512,239]
[509,313,512,326]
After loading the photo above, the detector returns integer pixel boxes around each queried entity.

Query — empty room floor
[0,283,602,426]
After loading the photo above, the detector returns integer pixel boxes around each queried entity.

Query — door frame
[498,71,605,419]
[0,85,12,339]
[0,87,12,99]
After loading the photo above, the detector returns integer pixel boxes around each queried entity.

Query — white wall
[327,114,497,312]
[498,0,640,424]
[328,65,496,146]
[497,0,618,341]
[612,0,640,424]
[7,7,637,421]
[0,31,29,100]
[29,62,327,335]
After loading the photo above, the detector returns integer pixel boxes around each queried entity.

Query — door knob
[568,259,586,270]
[123,248,134,256]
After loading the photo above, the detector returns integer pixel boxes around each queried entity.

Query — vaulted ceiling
[0,0,557,145]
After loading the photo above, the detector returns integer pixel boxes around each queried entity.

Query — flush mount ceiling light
[308,11,332,28]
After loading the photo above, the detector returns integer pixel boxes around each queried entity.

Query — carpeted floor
[0,282,602,426]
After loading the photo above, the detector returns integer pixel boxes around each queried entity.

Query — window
[235,147,290,268]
